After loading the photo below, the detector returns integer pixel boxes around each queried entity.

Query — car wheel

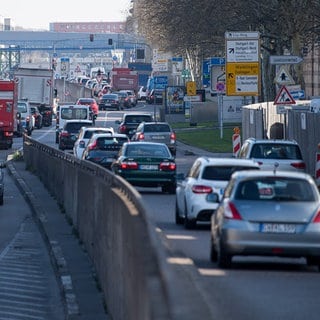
[55,134,59,144]
[217,238,232,268]
[0,193,3,205]
[58,144,65,151]
[210,236,218,262]
[175,200,184,225]
[184,201,196,229]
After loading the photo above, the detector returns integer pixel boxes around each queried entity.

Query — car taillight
[119,125,126,133]
[120,161,138,170]
[159,162,176,171]
[170,132,176,141]
[4,131,13,137]
[291,162,306,170]
[191,185,213,194]
[138,133,144,140]
[60,131,70,137]
[224,201,242,220]
[312,209,320,223]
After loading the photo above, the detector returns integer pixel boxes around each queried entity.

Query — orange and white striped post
[315,143,320,188]
[232,127,241,158]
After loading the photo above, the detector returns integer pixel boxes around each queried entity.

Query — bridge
[0,31,149,75]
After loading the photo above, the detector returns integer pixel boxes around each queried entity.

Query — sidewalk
[6,158,109,320]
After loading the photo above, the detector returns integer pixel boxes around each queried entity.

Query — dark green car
[111,142,176,194]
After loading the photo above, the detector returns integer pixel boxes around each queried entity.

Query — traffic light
[90,34,94,42]
[108,38,113,45]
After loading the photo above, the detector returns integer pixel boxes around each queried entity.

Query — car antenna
[273,162,279,174]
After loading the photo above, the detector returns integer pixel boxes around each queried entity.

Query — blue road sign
[290,90,305,100]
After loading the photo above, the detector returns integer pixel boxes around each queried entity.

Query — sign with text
[225,31,260,96]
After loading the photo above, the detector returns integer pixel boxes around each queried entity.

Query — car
[17,100,34,136]
[73,126,114,159]
[175,157,260,229]
[131,121,177,156]
[76,98,99,120]
[0,161,5,205]
[238,138,306,172]
[146,89,164,104]
[30,106,43,129]
[58,119,93,150]
[210,169,320,270]
[137,86,147,100]
[38,104,53,126]
[115,112,153,138]
[55,104,93,143]
[82,133,130,169]
[115,91,130,109]
[119,90,137,107]
[98,93,121,111]
[111,141,176,193]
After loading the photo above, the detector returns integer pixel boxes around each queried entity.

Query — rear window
[235,178,315,201]
[96,137,128,150]
[65,122,92,132]
[202,165,259,181]
[144,124,171,133]
[124,115,152,124]
[250,143,302,160]
[83,130,112,139]
[61,107,88,120]
[125,144,170,157]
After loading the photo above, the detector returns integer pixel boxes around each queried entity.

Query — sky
[1,0,132,30]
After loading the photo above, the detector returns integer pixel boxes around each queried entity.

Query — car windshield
[202,166,259,181]
[125,144,170,157]
[251,143,302,160]
[235,178,316,201]
[103,94,117,99]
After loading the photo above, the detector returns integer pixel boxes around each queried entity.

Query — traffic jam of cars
[31,88,320,272]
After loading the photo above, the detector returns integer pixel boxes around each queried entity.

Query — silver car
[210,170,320,270]
[131,122,176,156]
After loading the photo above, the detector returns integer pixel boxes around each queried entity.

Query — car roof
[246,138,299,145]
[231,169,314,181]
[90,133,128,139]
[81,126,113,131]
[64,119,93,124]
[196,157,260,167]
[124,141,167,147]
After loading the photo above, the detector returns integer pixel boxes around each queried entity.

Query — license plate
[140,164,158,170]
[260,223,296,234]
[152,135,165,139]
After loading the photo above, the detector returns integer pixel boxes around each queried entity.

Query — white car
[137,86,147,100]
[175,157,260,229]
[73,126,114,159]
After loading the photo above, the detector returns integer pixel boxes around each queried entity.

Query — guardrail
[22,136,214,320]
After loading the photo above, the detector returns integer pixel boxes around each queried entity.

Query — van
[17,99,34,136]
[55,104,93,143]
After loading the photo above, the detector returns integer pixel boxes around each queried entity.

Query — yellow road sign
[226,62,260,96]
[186,81,197,96]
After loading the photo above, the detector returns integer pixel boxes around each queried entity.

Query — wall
[22,137,214,320]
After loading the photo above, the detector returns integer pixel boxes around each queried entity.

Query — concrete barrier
[23,137,214,320]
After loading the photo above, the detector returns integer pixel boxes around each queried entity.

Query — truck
[111,67,139,93]
[13,67,54,115]
[0,80,20,149]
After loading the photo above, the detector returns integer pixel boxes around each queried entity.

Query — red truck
[111,67,139,93]
[0,80,20,149]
